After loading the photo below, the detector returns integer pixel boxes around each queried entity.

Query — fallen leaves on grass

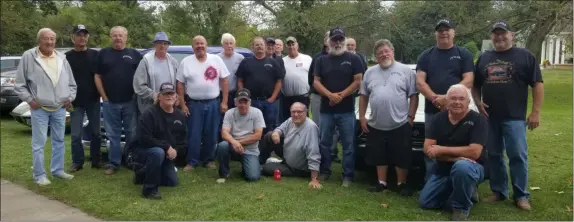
[567,206,572,212]
[380,203,389,208]
[530,186,541,191]
[257,194,264,200]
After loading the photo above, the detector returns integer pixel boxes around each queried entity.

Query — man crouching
[135,82,187,199]
[419,84,487,221]
[217,88,266,183]
[259,102,322,189]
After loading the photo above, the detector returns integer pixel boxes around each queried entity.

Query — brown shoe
[68,164,83,173]
[183,165,194,172]
[516,200,532,211]
[104,167,116,175]
[483,193,503,203]
[206,162,217,169]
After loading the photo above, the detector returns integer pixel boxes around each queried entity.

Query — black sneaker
[142,191,162,200]
[91,162,104,169]
[398,183,414,196]
[368,183,388,192]
[68,164,83,173]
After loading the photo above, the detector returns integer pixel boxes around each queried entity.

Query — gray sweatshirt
[274,118,321,172]
[14,47,77,110]
[133,51,179,113]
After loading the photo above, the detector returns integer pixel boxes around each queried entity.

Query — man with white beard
[359,39,418,196]
[313,27,363,187]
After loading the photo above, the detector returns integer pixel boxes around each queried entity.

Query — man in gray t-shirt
[217,51,244,108]
[358,39,418,196]
[217,88,266,183]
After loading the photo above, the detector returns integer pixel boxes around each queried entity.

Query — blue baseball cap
[152,32,171,44]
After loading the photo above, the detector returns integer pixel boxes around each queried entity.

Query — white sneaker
[266,157,282,164]
[54,172,74,180]
[36,177,51,186]
[216,178,226,184]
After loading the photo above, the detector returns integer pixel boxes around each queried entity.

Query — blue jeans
[487,119,530,201]
[424,113,437,182]
[319,112,356,179]
[419,160,484,216]
[251,99,279,135]
[216,141,260,181]
[141,147,178,194]
[186,98,220,166]
[31,108,66,182]
[102,100,137,168]
[70,102,101,165]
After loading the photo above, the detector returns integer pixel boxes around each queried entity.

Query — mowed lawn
[1,69,572,221]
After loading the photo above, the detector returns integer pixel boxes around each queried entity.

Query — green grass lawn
[1,69,572,220]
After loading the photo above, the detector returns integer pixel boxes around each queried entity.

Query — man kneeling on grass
[259,102,322,189]
[217,88,265,183]
[135,82,187,199]
[419,84,487,221]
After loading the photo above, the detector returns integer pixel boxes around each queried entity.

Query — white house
[481,32,572,65]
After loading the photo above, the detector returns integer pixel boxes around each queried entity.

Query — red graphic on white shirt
[204,66,218,81]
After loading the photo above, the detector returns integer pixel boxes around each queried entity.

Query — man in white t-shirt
[280,36,313,123]
[176,35,230,171]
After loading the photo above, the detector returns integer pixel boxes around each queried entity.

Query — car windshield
[1,59,20,72]
[170,53,193,62]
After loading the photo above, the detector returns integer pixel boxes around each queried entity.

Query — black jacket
[137,104,188,152]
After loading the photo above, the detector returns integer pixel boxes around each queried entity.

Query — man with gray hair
[274,38,284,57]
[95,26,143,175]
[359,39,418,196]
[313,27,363,187]
[346,37,368,71]
[217,33,245,110]
[15,28,77,185]
[280,36,312,123]
[419,84,487,221]
[133,32,180,114]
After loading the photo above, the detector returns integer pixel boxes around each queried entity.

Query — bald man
[176,35,230,171]
[260,102,322,189]
[346,37,368,71]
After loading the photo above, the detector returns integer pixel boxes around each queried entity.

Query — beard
[380,59,393,68]
[328,45,346,55]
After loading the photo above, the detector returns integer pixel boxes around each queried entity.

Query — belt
[188,98,218,103]
[253,96,270,100]
[285,93,309,97]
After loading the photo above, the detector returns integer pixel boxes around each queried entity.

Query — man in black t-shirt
[94,26,143,175]
[134,83,186,199]
[419,84,487,221]
[65,25,102,172]
[313,27,363,187]
[415,19,475,182]
[236,37,285,138]
[473,21,544,211]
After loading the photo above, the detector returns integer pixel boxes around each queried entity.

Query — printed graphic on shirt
[122,55,133,60]
[264,63,274,68]
[174,120,183,125]
[450,56,461,60]
[204,66,218,81]
[341,61,351,66]
[296,62,302,67]
[485,59,514,84]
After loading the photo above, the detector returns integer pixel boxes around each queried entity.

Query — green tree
[1,1,44,55]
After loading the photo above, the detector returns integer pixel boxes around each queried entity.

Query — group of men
[15,17,543,220]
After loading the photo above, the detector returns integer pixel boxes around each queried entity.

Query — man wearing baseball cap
[415,18,475,182]
[279,36,313,123]
[473,20,544,211]
[66,24,103,172]
[216,88,266,183]
[313,26,364,187]
[133,32,180,114]
[134,82,187,199]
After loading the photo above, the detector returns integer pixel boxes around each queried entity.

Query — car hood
[354,93,478,123]
[355,93,426,123]
[10,102,72,117]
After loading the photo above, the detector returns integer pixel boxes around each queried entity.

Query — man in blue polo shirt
[415,19,475,182]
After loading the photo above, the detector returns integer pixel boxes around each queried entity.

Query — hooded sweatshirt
[14,47,77,110]
[133,51,179,113]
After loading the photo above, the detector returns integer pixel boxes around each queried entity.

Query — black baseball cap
[435,19,455,31]
[159,82,176,94]
[265,38,276,45]
[72,24,89,34]
[491,20,512,32]
[235,88,251,101]
[329,27,345,40]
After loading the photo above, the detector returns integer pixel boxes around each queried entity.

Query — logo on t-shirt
[122,55,133,60]
[450,56,461,60]
[264,64,274,68]
[174,120,183,125]
[204,66,218,81]
[296,62,303,67]
[485,59,513,84]
[463,120,474,126]
[341,61,351,66]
